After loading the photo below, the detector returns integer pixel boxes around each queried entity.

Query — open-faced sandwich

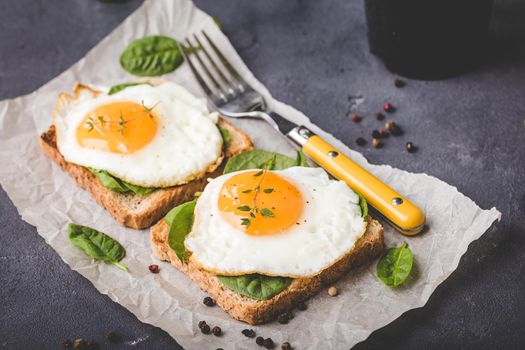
[39,80,253,229]
[151,150,384,324]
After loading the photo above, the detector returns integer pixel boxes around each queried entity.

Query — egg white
[54,82,223,188]
[185,166,368,277]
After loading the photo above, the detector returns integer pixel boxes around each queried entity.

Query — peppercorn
[406,142,416,153]
[371,130,381,138]
[351,114,362,122]
[296,301,307,311]
[378,128,389,138]
[198,320,207,329]
[383,103,395,113]
[62,340,72,348]
[372,138,382,148]
[211,326,222,337]
[328,286,338,296]
[148,264,160,273]
[203,296,215,307]
[72,339,86,350]
[355,137,366,146]
[375,112,385,120]
[256,336,265,345]
[277,313,290,324]
[385,121,402,136]
[242,329,256,338]
[281,342,292,350]
[201,324,211,334]
[106,331,120,343]
[394,79,406,88]
[263,337,275,349]
[217,348,224,350]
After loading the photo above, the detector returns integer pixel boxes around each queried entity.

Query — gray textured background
[1,0,524,349]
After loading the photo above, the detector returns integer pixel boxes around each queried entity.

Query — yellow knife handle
[295,130,425,235]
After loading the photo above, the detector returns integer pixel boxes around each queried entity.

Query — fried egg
[185,166,367,277]
[54,82,223,188]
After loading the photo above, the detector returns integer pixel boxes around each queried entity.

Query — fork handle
[288,126,425,235]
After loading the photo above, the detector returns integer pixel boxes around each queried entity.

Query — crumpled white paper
[0,0,501,349]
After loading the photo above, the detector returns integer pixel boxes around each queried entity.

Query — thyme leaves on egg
[141,100,160,118]
[238,156,276,227]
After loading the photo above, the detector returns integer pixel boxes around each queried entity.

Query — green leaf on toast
[108,82,150,95]
[377,242,413,287]
[295,149,309,167]
[68,223,128,271]
[355,191,368,217]
[120,35,183,77]
[217,274,292,300]
[223,149,308,173]
[218,126,231,151]
[88,168,155,196]
[165,200,197,263]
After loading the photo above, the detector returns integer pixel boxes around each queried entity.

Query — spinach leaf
[295,150,309,167]
[223,149,307,174]
[217,274,292,300]
[218,126,231,152]
[68,224,128,271]
[164,200,197,263]
[355,191,368,218]
[89,168,155,196]
[377,242,413,287]
[108,82,150,95]
[120,35,183,77]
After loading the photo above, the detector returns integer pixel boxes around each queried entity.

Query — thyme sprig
[141,100,160,118]
[238,156,276,228]
[84,100,160,135]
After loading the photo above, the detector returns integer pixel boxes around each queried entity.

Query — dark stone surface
[1,0,524,349]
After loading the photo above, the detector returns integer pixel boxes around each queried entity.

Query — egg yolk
[218,171,303,235]
[76,101,158,154]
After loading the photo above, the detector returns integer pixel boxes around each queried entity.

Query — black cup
[364,0,494,79]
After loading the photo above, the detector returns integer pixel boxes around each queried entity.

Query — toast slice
[150,217,384,325]
[39,84,253,229]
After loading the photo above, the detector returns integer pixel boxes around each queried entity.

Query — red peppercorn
[148,264,160,273]
[383,103,395,113]
[211,326,222,336]
[351,114,362,122]
[378,128,389,138]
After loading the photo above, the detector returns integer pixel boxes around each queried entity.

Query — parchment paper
[0,0,501,349]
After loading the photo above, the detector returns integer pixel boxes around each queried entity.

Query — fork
[179,31,425,235]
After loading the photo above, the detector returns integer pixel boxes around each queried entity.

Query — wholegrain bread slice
[39,83,253,229]
[150,217,384,325]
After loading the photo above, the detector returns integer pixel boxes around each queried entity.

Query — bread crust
[150,217,384,324]
[39,83,253,229]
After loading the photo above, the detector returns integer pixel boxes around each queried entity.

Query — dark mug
[364,0,494,79]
